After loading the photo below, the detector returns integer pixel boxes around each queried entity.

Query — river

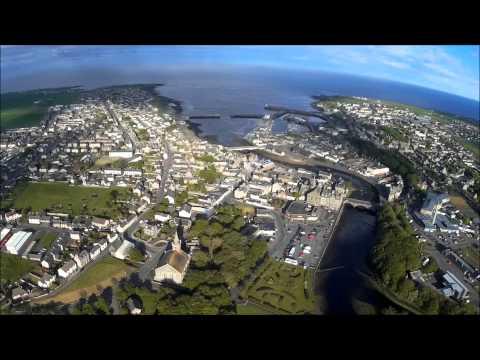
[314,206,399,314]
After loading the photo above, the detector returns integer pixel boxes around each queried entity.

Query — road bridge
[228,145,267,151]
[343,198,376,211]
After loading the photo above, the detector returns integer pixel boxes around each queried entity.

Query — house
[285,201,309,222]
[11,287,29,301]
[107,232,119,243]
[90,244,102,260]
[38,273,56,289]
[110,239,134,260]
[154,231,191,285]
[28,215,41,225]
[165,193,175,205]
[254,221,276,237]
[41,254,55,269]
[70,231,81,240]
[123,169,142,177]
[74,250,90,268]
[179,204,192,219]
[154,213,171,222]
[5,211,22,223]
[98,238,108,251]
[92,217,110,229]
[58,260,78,279]
[126,295,143,315]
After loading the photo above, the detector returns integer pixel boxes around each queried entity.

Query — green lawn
[3,182,131,219]
[243,258,316,314]
[462,246,480,268]
[62,256,132,293]
[460,140,480,158]
[38,232,57,250]
[236,303,273,315]
[0,253,38,283]
[1,88,81,130]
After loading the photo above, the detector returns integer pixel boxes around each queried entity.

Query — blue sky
[1,45,479,100]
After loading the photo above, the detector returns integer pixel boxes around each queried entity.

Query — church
[154,229,191,285]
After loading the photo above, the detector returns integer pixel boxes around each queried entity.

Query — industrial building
[441,271,469,300]
[4,231,33,255]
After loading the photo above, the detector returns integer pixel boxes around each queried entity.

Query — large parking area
[268,207,338,270]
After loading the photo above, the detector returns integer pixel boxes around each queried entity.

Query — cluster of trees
[115,272,234,315]
[197,154,216,163]
[371,204,477,315]
[464,167,480,200]
[347,136,419,189]
[371,203,421,290]
[197,164,221,184]
[188,205,268,287]
[381,126,407,142]
[109,205,268,315]
[71,294,113,315]
[187,181,207,193]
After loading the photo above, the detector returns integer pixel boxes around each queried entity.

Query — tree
[422,258,439,274]
[190,219,209,237]
[232,216,246,231]
[128,247,145,262]
[175,191,189,206]
[94,296,112,315]
[110,189,119,201]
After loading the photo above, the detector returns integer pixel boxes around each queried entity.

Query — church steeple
[172,228,181,252]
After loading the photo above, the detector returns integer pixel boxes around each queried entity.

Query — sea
[3,65,479,143]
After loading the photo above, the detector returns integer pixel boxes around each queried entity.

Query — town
[0,86,479,315]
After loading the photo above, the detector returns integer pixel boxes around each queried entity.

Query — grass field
[38,232,57,250]
[236,303,273,315]
[0,253,39,283]
[1,88,81,130]
[37,256,133,304]
[462,246,480,268]
[243,258,316,314]
[3,182,131,219]
[449,195,478,220]
[461,140,480,158]
[93,156,130,169]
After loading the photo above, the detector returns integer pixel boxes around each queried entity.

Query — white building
[90,244,102,260]
[154,231,190,285]
[5,211,22,223]
[111,239,134,260]
[58,260,78,279]
[38,273,56,289]
[109,150,133,158]
[5,231,32,255]
[154,213,171,222]
[179,204,192,219]
[364,167,390,178]
[70,231,81,240]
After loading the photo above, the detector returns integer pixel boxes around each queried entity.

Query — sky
[1,45,479,101]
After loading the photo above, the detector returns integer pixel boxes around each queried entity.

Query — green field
[460,140,480,158]
[449,195,478,221]
[62,256,132,293]
[1,87,82,130]
[462,246,480,268]
[38,232,57,250]
[381,126,407,142]
[315,95,476,125]
[242,259,316,314]
[3,182,131,219]
[236,303,273,315]
[0,253,38,283]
